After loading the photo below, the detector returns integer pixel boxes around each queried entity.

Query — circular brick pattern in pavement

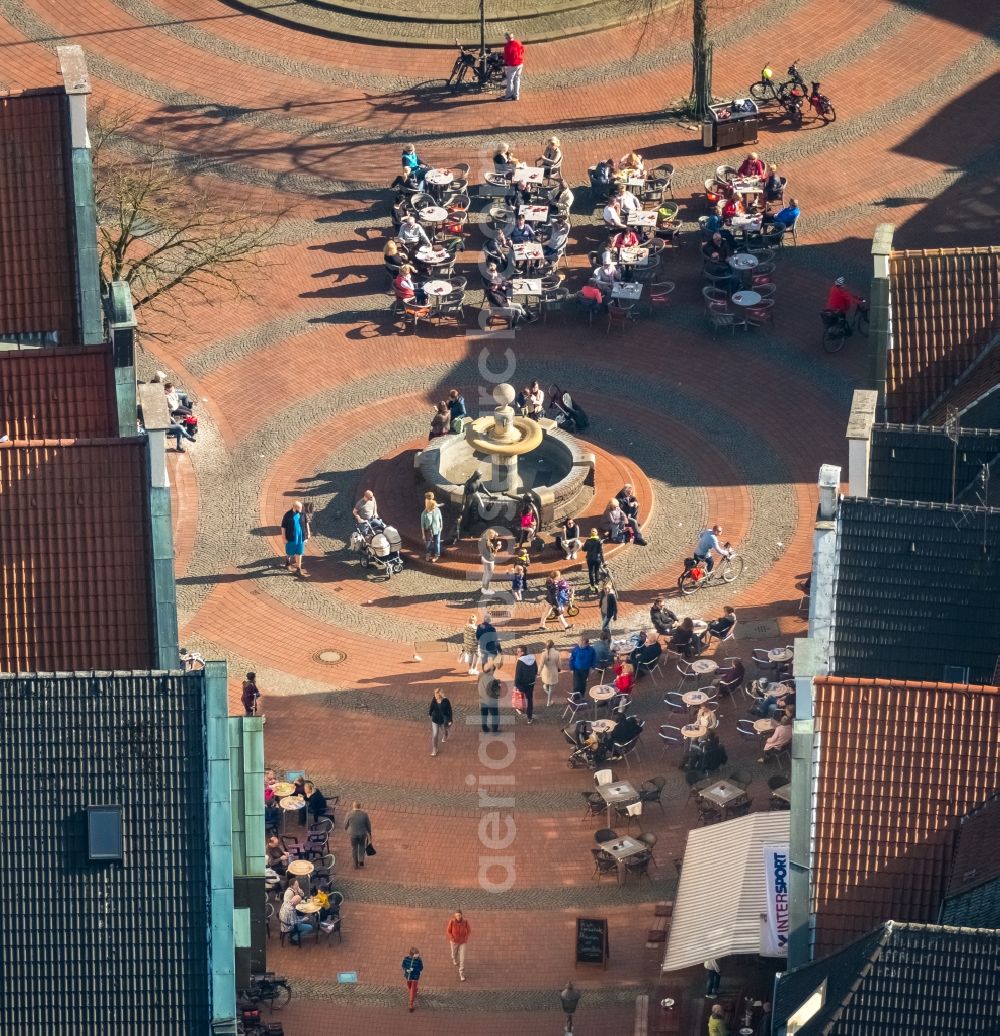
[312,648,347,665]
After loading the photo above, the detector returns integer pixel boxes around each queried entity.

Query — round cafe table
[271,781,294,797]
[731,290,762,308]
[728,253,758,271]
[423,279,451,303]
[692,619,709,636]
[295,899,321,915]
[591,719,617,734]
[415,247,450,267]
[769,647,793,663]
[424,168,454,188]
[418,205,448,224]
[682,689,708,707]
[753,718,777,733]
[279,794,305,833]
[287,859,315,893]
[682,724,703,740]
[691,659,718,676]
[588,684,617,717]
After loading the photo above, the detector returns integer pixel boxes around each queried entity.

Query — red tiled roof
[0,90,78,344]
[886,247,1000,423]
[0,440,154,672]
[811,675,1000,958]
[945,794,1000,900]
[0,345,117,440]
[924,342,1000,425]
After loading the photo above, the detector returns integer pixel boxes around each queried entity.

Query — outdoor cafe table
[512,165,545,185]
[731,290,762,308]
[512,242,544,263]
[423,279,452,304]
[769,647,793,663]
[730,214,762,235]
[591,719,617,734]
[729,252,758,289]
[271,781,294,798]
[414,245,450,267]
[691,659,718,677]
[618,246,649,266]
[279,795,305,833]
[518,204,550,222]
[691,619,709,638]
[682,724,704,740]
[731,176,761,196]
[589,684,617,718]
[294,896,323,932]
[627,210,658,228]
[423,168,454,188]
[597,780,639,826]
[418,205,449,225]
[698,779,747,819]
[287,858,315,894]
[753,718,777,733]
[771,783,791,805]
[682,689,709,708]
[599,834,647,885]
[511,278,543,297]
[611,281,643,302]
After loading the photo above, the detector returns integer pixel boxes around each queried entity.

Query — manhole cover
[314,649,346,665]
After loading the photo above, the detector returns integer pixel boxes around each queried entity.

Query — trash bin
[702,99,759,150]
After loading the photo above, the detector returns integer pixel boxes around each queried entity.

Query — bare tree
[690,0,712,119]
[90,107,284,320]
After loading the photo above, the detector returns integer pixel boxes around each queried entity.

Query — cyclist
[824,277,862,335]
[693,525,731,575]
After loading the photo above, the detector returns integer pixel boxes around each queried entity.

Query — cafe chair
[736,719,760,741]
[746,299,775,330]
[562,696,588,721]
[647,280,675,318]
[702,286,729,307]
[310,817,334,837]
[313,853,336,883]
[638,832,659,868]
[319,915,343,945]
[729,768,753,790]
[434,290,466,327]
[754,282,777,301]
[697,801,722,826]
[675,660,700,692]
[591,847,619,884]
[581,790,605,822]
[685,771,715,804]
[729,797,754,819]
[265,901,274,940]
[402,301,432,331]
[625,852,653,884]
[609,735,641,772]
[636,657,662,684]
[662,692,686,713]
[639,776,666,814]
[659,724,683,749]
[651,164,675,198]
[607,302,635,335]
[594,769,614,787]
[715,164,737,183]
[594,827,618,844]
[750,648,777,676]
[541,287,571,324]
[615,800,644,833]
[410,193,435,211]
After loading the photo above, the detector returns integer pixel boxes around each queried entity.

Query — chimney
[845,390,878,498]
[818,464,841,520]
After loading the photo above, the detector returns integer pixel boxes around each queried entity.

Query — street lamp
[560,982,582,1032]
[478,0,486,78]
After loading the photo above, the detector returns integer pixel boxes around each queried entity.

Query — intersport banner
[761,843,790,956]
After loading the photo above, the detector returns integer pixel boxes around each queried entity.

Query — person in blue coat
[402,948,424,1012]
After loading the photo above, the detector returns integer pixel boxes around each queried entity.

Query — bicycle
[677,544,744,595]
[543,586,580,622]
[821,299,868,353]
[446,42,505,93]
[749,62,806,104]
[243,973,292,1011]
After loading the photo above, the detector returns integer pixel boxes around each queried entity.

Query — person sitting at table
[509,213,536,244]
[280,889,314,946]
[617,185,642,215]
[701,231,733,262]
[758,715,792,763]
[619,150,645,176]
[602,197,626,230]
[691,731,728,773]
[484,229,513,269]
[737,151,766,179]
[714,656,746,696]
[614,660,636,696]
[704,253,736,291]
[593,156,616,192]
[592,629,613,669]
[550,177,574,211]
[266,833,289,874]
[429,401,451,439]
[668,617,701,660]
[721,190,743,222]
[752,683,795,719]
[394,265,427,306]
[384,239,407,274]
[494,141,521,172]
[694,702,719,736]
[397,214,431,250]
[651,597,678,636]
[609,712,642,748]
[763,164,783,203]
[303,781,328,825]
[291,776,307,798]
[767,198,800,228]
[543,218,570,261]
[630,636,662,676]
[593,259,622,295]
[702,211,725,237]
[577,283,606,317]
[611,227,640,252]
[484,273,537,326]
[708,605,737,640]
[391,191,411,228]
[537,136,562,176]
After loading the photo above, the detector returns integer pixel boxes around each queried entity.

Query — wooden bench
[633,993,649,1036]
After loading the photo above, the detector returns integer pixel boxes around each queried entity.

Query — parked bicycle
[821,299,869,353]
[751,62,836,124]
[677,544,744,595]
[749,63,803,103]
[446,42,505,93]
[242,973,292,1011]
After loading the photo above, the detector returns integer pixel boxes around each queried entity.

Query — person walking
[708,1003,728,1036]
[480,529,501,595]
[281,501,309,578]
[429,688,453,756]
[421,493,444,562]
[460,612,480,674]
[241,671,260,717]
[704,958,722,998]
[540,639,561,706]
[478,652,503,734]
[475,612,500,672]
[569,636,596,700]
[513,644,538,724]
[599,576,618,633]
[402,947,423,1012]
[446,910,471,981]
[344,801,372,869]
[583,529,605,590]
[501,32,524,101]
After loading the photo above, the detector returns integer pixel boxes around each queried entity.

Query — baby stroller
[547,384,590,432]
[564,722,612,770]
[349,519,404,578]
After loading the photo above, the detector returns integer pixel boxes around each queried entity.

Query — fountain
[417,383,595,534]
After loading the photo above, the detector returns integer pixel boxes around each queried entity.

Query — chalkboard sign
[575,917,609,968]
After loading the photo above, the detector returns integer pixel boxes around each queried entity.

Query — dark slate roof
[0,440,155,672]
[0,671,212,1032]
[830,496,1000,684]
[811,676,1000,957]
[0,345,118,440]
[886,246,1000,424]
[0,89,79,344]
[774,923,1000,1035]
[941,794,1000,930]
[868,423,1000,505]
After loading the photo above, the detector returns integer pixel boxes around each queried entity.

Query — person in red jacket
[826,276,859,314]
[502,32,524,101]
[446,910,471,981]
[737,151,766,178]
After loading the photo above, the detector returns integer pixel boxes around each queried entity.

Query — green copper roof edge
[70,149,104,345]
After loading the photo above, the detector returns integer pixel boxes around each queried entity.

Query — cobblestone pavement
[5,0,997,1031]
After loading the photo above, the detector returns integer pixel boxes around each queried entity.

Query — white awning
[662,812,791,971]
